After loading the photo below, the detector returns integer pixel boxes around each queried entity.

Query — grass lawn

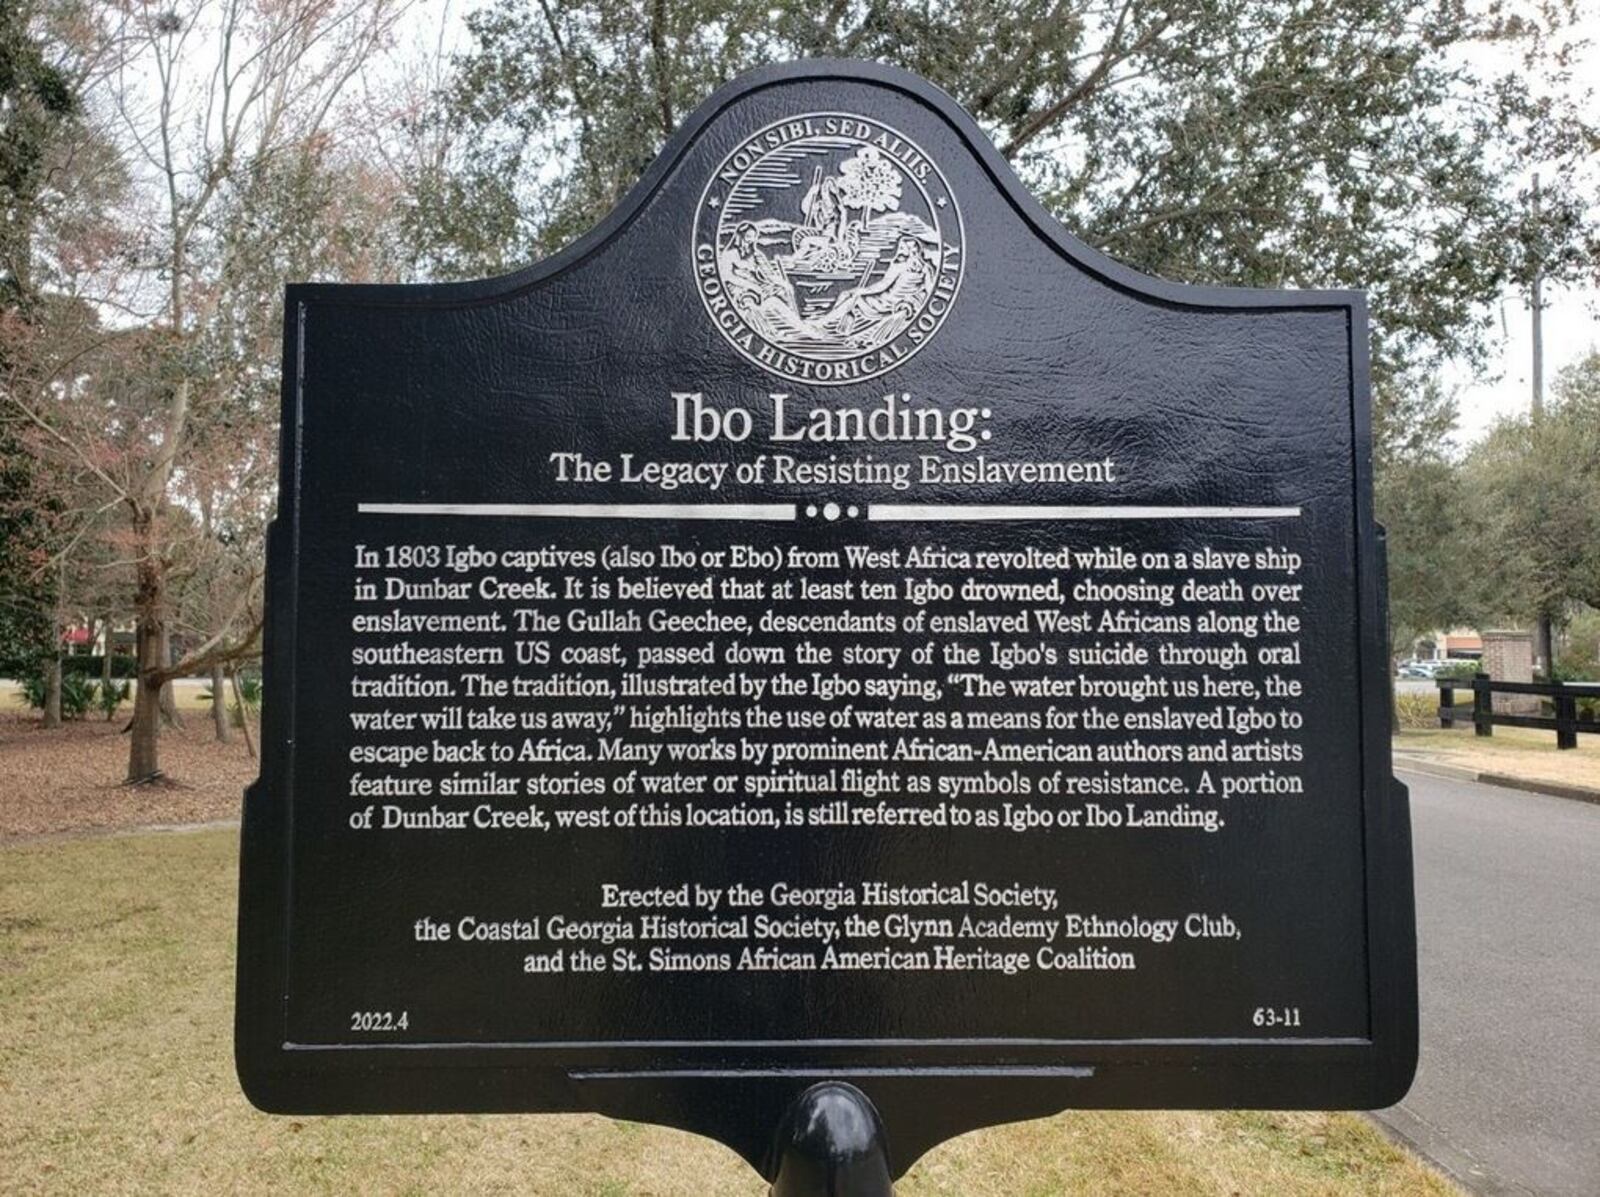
[0,829,1456,1196]
[1394,724,1600,791]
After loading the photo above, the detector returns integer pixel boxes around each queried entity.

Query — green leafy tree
[0,0,80,716]
[398,0,1597,388]
[1464,350,1600,668]
[0,0,76,307]
[0,422,54,676]
[1564,605,1600,676]
[1372,375,1475,660]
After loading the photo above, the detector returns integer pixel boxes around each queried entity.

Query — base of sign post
[768,1082,894,1197]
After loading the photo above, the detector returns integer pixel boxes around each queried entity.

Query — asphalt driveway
[1379,770,1600,1195]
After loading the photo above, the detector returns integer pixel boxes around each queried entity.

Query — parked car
[1396,660,1441,679]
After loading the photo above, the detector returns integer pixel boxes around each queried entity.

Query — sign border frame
[235,57,1418,1179]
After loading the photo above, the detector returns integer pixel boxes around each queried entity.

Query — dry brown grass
[1391,693,1438,730]
[0,829,1457,1196]
[1394,725,1600,790]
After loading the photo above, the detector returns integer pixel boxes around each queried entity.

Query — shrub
[200,673,262,727]
[1547,665,1600,721]
[14,666,97,719]
[235,673,262,712]
[1394,691,1438,730]
[1550,661,1599,684]
[15,672,46,710]
[62,673,96,718]
[96,679,131,720]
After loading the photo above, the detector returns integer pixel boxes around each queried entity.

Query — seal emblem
[694,114,963,386]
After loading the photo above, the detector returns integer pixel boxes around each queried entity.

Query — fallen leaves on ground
[0,712,256,840]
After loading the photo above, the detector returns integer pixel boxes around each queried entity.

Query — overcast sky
[1445,9,1600,445]
[1451,281,1598,444]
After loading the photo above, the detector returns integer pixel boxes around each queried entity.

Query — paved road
[1379,771,1600,1195]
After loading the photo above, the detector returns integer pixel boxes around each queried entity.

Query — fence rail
[1436,674,1600,750]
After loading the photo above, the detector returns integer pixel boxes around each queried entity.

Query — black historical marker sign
[237,60,1417,1182]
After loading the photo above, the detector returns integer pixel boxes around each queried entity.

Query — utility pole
[1532,175,1545,419]
[1530,174,1554,676]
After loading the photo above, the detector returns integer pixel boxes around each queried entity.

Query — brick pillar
[1482,630,1538,715]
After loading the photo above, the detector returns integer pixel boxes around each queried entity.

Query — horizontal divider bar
[285,1035,1372,1052]
[358,501,1303,523]
[358,502,795,521]
[869,504,1302,522]
[568,1066,1098,1080]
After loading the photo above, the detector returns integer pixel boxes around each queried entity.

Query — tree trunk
[43,558,65,727]
[101,626,115,720]
[128,621,164,782]
[42,652,62,728]
[211,662,231,742]
[159,626,182,727]
[126,356,189,782]
[127,541,166,783]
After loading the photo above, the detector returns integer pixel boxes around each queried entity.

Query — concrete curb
[1475,771,1600,806]
[1393,755,1600,806]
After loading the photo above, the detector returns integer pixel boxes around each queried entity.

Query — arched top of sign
[290,59,1362,319]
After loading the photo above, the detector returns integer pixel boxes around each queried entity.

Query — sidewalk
[1394,725,1600,803]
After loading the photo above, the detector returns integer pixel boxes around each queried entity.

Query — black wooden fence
[1436,674,1600,750]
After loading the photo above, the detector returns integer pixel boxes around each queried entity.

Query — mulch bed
[0,711,257,841]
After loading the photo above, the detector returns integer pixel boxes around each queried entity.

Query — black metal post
[1438,681,1454,728]
[769,1083,894,1197]
[1553,680,1577,750]
[1472,672,1492,738]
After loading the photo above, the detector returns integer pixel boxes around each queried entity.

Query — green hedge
[0,653,138,679]
[64,654,139,679]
